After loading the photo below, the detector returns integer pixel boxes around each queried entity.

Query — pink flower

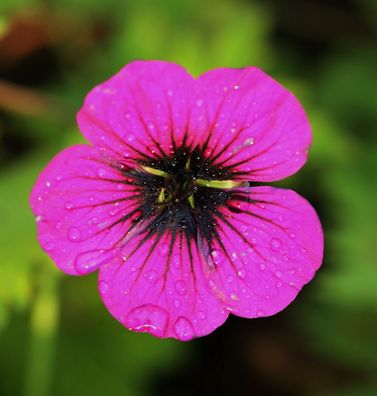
[30,61,323,341]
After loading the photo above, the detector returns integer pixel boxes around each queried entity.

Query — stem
[24,268,59,396]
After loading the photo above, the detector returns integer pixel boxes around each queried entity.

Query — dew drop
[230,292,239,301]
[126,134,135,143]
[74,249,114,274]
[144,270,158,282]
[196,99,204,107]
[256,310,265,317]
[172,253,181,269]
[98,280,109,295]
[270,237,282,251]
[173,300,180,308]
[259,264,266,271]
[64,202,74,210]
[175,280,187,296]
[35,215,42,223]
[275,270,282,278]
[45,242,54,251]
[124,304,169,338]
[198,311,206,320]
[159,244,169,256]
[96,168,106,178]
[238,269,246,278]
[45,181,51,187]
[276,281,282,288]
[68,227,81,242]
[209,249,223,266]
[174,317,195,341]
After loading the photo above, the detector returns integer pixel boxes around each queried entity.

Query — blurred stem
[0,79,65,120]
[24,268,59,396]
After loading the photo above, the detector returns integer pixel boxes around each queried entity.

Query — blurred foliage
[0,0,376,395]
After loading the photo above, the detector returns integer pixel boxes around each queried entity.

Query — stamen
[157,188,167,203]
[140,165,167,177]
[185,157,191,172]
[194,179,248,189]
[188,194,195,208]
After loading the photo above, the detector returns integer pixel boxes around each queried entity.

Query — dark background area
[0,0,376,395]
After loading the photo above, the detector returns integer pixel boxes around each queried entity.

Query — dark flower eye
[30,61,323,341]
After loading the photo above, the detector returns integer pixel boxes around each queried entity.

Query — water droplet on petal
[96,168,106,178]
[159,244,169,256]
[238,269,246,278]
[174,317,195,341]
[98,280,109,294]
[174,280,187,296]
[124,304,169,338]
[68,227,81,242]
[45,242,54,251]
[35,215,42,222]
[74,249,115,274]
[270,238,282,251]
[144,270,157,282]
[173,299,180,308]
[64,202,74,210]
[230,252,238,262]
[256,310,265,317]
[230,292,239,301]
[198,311,206,320]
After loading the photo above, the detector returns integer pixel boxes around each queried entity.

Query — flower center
[116,145,249,247]
[141,158,245,210]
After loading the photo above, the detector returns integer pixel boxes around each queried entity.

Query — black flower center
[111,144,250,261]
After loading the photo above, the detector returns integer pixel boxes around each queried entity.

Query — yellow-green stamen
[157,188,167,203]
[194,179,247,189]
[188,194,195,208]
[140,165,167,177]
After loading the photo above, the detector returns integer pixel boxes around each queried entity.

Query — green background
[0,0,376,395]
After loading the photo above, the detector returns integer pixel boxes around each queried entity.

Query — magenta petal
[98,232,228,340]
[30,145,140,275]
[203,186,323,318]
[195,67,312,182]
[77,61,197,159]
[31,61,324,340]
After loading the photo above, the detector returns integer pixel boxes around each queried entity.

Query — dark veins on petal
[91,133,280,277]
